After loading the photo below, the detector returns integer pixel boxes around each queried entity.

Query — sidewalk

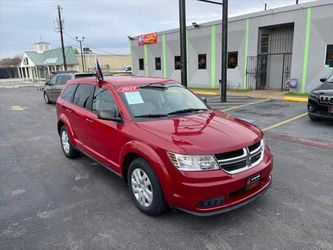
[191,89,308,103]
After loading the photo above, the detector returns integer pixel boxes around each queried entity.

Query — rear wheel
[44,92,51,104]
[60,126,79,158]
[128,158,167,216]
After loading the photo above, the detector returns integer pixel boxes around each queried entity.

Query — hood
[136,111,262,155]
[312,82,333,95]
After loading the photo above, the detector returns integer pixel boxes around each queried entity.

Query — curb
[192,90,219,96]
[283,96,308,103]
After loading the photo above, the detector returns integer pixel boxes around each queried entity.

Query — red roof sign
[138,33,157,46]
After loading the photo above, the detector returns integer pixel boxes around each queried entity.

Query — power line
[63,31,126,56]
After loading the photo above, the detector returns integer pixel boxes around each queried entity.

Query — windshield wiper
[141,82,167,89]
[167,108,208,115]
[134,114,168,118]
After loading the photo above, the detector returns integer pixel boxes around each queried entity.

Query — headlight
[167,152,219,171]
[309,93,318,100]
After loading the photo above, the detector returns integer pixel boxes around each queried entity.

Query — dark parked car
[56,76,273,216]
[43,72,95,103]
[308,73,333,121]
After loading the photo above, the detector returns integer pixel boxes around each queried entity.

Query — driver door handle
[86,118,94,123]
[65,108,72,113]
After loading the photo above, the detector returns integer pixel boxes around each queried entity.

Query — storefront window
[325,44,333,68]
[228,52,238,69]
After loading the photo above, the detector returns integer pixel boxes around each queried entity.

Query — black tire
[60,126,80,158]
[128,158,168,216]
[309,113,320,121]
[44,92,51,104]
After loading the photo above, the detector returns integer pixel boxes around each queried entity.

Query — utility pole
[57,5,67,70]
[197,0,227,102]
[179,0,187,87]
[221,0,228,102]
[76,37,85,72]
[296,0,299,4]
[265,3,267,10]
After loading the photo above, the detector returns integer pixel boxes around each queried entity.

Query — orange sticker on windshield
[117,86,140,92]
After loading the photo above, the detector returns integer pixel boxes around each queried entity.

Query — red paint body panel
[56,77,273,215]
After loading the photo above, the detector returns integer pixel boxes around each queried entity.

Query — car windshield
[327,74,333,83]
[118,83,209,119]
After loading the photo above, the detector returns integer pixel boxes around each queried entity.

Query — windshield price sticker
[124,91,144,105]
[117,86,140,92]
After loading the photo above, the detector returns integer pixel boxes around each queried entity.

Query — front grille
[319,95,333,105]
[214,140,264,174]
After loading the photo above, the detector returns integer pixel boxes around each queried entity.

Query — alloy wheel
[131,168,153,207]
[61,130,70,154]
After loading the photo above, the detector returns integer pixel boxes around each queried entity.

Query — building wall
[75,54,131,73]
[130,0,333,93]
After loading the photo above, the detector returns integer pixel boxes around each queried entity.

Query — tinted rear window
[62,84,78,102]
[73,84,95,109]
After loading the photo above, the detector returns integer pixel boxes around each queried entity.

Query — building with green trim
[18,41,79,82]
[129,0,333,93]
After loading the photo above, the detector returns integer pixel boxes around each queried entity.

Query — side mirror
[201,97,208,104]
[320,78,326,82]
[97,109,122,123]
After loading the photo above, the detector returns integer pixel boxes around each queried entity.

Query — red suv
[56,76,273,216]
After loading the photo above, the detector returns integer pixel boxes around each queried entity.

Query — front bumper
[168,148,273,215]
[308,99,333,120]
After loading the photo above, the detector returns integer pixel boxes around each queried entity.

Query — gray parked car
[43,72,95,104]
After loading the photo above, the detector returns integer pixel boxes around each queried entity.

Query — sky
[0,0,316,59]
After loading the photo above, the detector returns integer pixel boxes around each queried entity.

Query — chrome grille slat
[217,149,247,163]
[215,140,264,174]
[219,157,248,166]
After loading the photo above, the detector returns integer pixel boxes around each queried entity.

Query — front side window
[326,74,333,83]
[92,87,117,111]
[73,84,95,108]
[62,84,78,102]
[228,52,238,69]
[49,75,57,85]
[118,83,208,119]
[325,44,333,68]
[198,54,207,69]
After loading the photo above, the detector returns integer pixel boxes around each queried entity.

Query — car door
[46,75,57,101]
[83,87,125,172]
[70,84,96,151]
[54,74,71,101]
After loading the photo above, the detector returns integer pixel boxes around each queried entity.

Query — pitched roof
[25,46,78,66]
[25,51,43,66]
[34,41,50,45]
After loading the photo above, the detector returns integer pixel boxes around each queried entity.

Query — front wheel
[44,92,51,104]
[128,158,167,216]
[60,126,79,158]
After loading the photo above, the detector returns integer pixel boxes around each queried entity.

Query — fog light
[308,105,315,112]
[198,196,225,208]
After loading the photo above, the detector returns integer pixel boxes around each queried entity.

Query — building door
[248,23,294,90]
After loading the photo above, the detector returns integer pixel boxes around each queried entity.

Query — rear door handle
[86,118,94,123]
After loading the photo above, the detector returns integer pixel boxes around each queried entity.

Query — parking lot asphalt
[1,87,332,250]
